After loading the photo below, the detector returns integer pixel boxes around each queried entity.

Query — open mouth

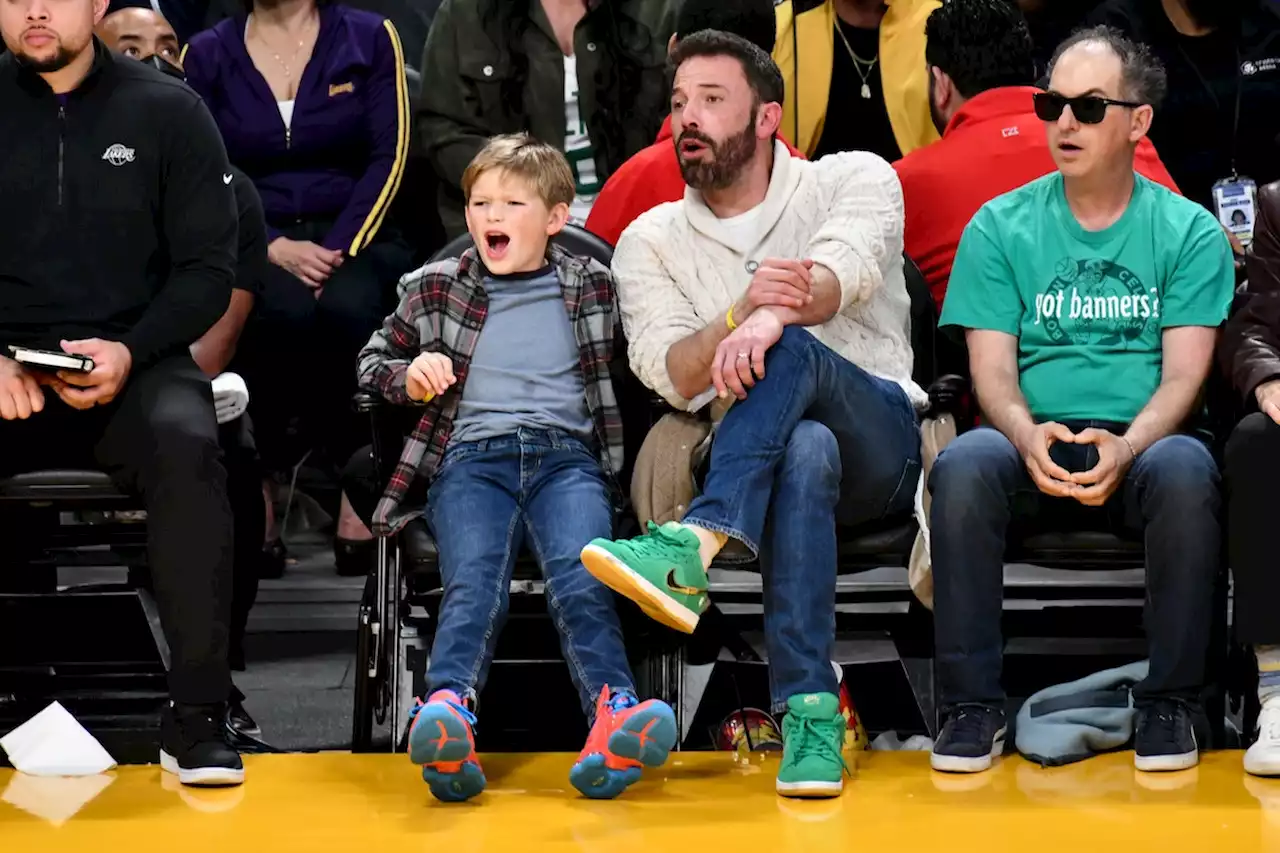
[679,138,709,157]
[1058,141,1083,153]
[484,231,511,260]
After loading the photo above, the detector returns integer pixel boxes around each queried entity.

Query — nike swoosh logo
[665,570,704,597]
[223,173,233,185]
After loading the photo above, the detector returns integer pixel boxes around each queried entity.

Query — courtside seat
[0,470,131,504]
[836,518,918,564]
[1010,531,1144,568]
[0,468,168,764]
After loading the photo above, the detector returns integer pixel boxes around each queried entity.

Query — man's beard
[676,119,759,192]
[14,42,77,73]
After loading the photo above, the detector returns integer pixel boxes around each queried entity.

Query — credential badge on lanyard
[1213,176,1257,248]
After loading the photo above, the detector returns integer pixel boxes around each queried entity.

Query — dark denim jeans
[929,424,1221,712]
[424,428,634,718]
[683,327,922,710]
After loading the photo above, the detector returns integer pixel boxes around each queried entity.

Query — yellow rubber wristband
[726,305,738,331]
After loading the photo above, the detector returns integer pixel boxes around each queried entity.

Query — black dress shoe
[226,695,262,739]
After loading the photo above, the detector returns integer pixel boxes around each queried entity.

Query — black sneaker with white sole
[931,705,1007,773]
[160,702,245,787]
[1134,699,1200,772]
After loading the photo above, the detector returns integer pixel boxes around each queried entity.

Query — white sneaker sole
[931,730,1006,774]
[160,749,246,787]
[580,544,701,634]
[1135,749,1199,773]
[776,778,844,798]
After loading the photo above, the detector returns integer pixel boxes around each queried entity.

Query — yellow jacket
[774,0,941,159]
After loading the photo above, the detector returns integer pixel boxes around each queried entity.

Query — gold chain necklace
[249,14,316,89]
[834,20,878,100]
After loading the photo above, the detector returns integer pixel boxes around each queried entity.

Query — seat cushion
[1009,530,1144,568]
[0,469,129,502]
[399,517,541,580]
[710,516,917,572]
[837,518,918,561]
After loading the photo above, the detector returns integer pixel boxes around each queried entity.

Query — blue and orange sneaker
[569,686,678,799]
[406,690,486,802]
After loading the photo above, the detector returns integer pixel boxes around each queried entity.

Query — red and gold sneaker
[406,690,485,802]
[569,685,677,799]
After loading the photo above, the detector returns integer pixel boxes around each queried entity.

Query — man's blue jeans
[683,327,922,710]
[424,428,634,718]
[929,424,1221,712]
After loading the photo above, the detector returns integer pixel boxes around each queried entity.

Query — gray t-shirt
[449,265,593,445]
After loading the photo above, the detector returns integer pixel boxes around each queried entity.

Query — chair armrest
[352,391,384,414]
[925,374,968,417]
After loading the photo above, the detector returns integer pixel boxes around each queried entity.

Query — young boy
[356,134,677,803]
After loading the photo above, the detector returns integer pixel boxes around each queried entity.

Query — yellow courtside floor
[5,750,1280,852]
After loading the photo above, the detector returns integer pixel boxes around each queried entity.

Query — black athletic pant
[0,356,233,705]
[220,414,264,672]
[1225,411,1280,645]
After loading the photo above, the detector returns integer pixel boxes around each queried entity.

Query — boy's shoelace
[408,697,477,726]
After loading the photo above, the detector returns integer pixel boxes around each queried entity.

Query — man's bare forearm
[666,314,735,401]
[967,330,1038,450]
[190,290,253,378]
[975,372,1038,450]
[765,263,842,328]
[1122,376,1203,454]
[1124,326,1217,453]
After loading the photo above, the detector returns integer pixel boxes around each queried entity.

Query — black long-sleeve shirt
[0,39,236,369]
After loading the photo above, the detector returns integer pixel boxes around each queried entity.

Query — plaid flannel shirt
[356,244,623,536]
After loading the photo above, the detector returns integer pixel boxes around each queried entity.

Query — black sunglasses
[1032,91,1144,124]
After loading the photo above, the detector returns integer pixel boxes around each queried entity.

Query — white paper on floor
[2,772,116,826]
[871,731,935,751]
[0,701,117,776]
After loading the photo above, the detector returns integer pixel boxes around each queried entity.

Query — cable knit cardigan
[612,141,927,412]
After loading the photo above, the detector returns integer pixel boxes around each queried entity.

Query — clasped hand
[1016,422,1135,506]
[269,237,343,294]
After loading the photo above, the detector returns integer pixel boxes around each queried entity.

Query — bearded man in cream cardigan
[580,29,924,799]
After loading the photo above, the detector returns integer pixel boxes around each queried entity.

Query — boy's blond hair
[461,134,576,210]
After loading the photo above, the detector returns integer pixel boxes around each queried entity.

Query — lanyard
[1175,33,1243,178]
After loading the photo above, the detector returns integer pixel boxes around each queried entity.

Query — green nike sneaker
[776,693,850,799]
[580,521,710,633]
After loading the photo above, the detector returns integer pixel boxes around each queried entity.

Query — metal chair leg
[350,573,375,752]
[387,546,406,752]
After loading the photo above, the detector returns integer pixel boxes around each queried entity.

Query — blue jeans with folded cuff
[929,424,1220,713]
[423,428,635,719]
[682,327,922,710]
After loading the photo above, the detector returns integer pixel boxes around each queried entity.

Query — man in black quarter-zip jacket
[0,0,244,787]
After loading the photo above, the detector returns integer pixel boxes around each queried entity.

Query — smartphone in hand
[7,346,95,374]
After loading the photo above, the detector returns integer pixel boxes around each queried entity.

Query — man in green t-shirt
[929,26,1233,776]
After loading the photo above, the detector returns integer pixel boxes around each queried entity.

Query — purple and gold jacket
[182,3,409,255]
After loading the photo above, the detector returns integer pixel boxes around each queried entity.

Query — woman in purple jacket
[184,0,412,573]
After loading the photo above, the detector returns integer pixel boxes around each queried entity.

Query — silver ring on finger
[737,351,749,360]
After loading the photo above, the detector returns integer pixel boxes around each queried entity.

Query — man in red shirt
[895,0,1178,311]
[585,0,803,248]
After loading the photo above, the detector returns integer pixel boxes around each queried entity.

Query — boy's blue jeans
[424,428,634,718]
